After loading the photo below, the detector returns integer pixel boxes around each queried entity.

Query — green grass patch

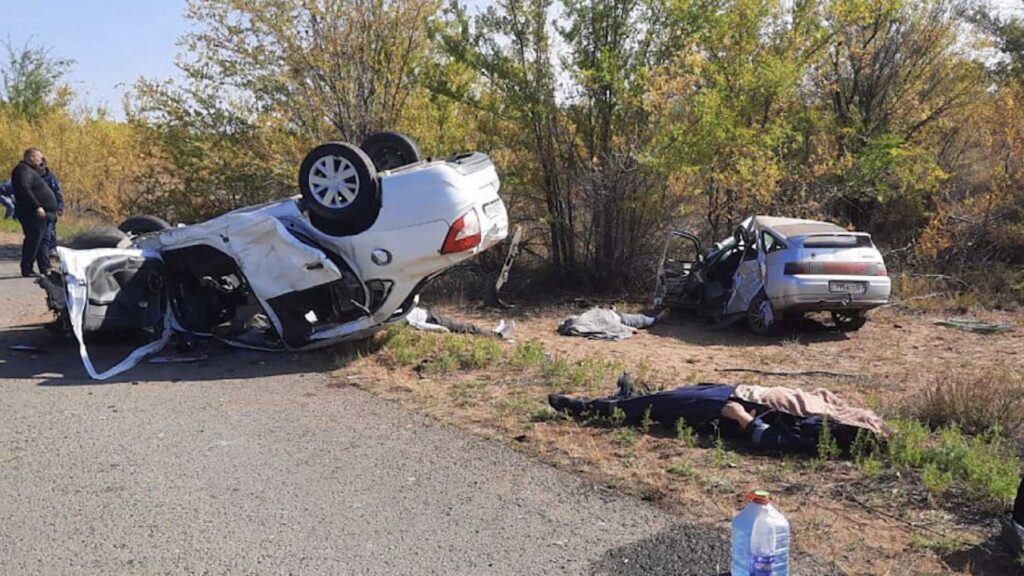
[908,532,967,555]
[0,213,112,241]
[666,461,696,477]
[510,340,547,368]
[379,325,503,373]
[882,419,1021,508]
[815,417,841,462]
[674,419,697,447]
[0,218,20,234]
[542,355,622,394]
[613,426,639,446]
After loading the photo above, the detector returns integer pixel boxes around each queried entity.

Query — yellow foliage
[0,108,147,220]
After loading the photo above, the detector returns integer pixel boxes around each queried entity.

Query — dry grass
[913,364,1024,438]
[329,305,1024,576]
[0,212,110,242]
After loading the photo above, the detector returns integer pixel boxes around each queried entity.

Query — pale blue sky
[0,0,189,116]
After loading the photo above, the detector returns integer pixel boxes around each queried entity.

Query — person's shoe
[21,270,36,278]
[548,393,587,417]
[494,319,516,340]
[616,372,635,398]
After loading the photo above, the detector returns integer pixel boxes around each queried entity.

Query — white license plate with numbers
[829,281,867,294]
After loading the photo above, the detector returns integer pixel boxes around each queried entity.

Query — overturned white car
[40,133,509,379]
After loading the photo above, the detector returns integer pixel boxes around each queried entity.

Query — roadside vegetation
[332,320,1022,574]
[2,0,1024,303]
[376,325,1021,509]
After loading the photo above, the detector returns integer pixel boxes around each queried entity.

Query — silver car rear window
[801,235,873,248]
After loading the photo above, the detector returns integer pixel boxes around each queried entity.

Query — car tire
[747,290,779,335]
[360,131,423,172]
[68,227,130,250]
[299,142,380,234]
[118,214,171,234]
[831,310,867,331]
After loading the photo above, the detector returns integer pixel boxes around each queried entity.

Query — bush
[884,419,1021,508]
[915,365,1024,438]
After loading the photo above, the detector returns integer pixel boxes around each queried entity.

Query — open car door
[723,224,766,316]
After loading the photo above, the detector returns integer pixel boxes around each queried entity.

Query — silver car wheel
[747,292,776,335]
[308,155,360,209]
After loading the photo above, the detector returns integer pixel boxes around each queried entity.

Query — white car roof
[753,215,849,239]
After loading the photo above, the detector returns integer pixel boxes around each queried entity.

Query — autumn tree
[130,0,442,221]
[0,40,74,120]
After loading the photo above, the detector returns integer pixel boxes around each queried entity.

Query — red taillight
[784,262,887,276]
[440,209,482,254]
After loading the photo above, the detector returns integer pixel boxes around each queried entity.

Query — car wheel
[299,142,380,232]
[360,131,422,172]
[118,214,171,234]
[831,310,867,331]
[747,290,779,335]
[68,227,130,249]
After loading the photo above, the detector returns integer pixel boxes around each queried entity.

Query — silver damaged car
[654,216,891,333]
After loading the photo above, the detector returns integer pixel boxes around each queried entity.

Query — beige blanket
[733,384,887,436]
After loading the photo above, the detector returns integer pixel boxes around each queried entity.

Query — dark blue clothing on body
[577,384,855,454]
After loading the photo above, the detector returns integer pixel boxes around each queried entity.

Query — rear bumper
[774,275,891,312]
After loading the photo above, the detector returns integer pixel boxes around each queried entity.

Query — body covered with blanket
[549,375,886,453]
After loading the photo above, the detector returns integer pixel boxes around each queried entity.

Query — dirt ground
[334,300,1024,576]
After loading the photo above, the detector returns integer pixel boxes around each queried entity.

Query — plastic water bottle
[731,490,790,576]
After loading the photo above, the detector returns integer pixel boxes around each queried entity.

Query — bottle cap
[745,490,771,504]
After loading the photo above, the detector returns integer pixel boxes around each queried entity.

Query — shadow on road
[0,320,341,386]
[587,521,841,576]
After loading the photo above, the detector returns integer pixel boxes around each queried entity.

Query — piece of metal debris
[934,318,1015,334]
[9,344,46,353]
[148,355,209,364]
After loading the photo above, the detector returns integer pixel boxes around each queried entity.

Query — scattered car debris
[8,344,46,353]
[39,133,509,380]
[654,216,891,334]
[934,318,1016,334]
[716,368,862,379]
[557,308,660,341]
[486,225,523,308]
[148,355,209,364]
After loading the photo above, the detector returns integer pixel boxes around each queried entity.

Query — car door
[724,226,766,315]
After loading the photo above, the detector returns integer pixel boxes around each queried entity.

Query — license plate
[483,200,503,219]
[829,281,866,294]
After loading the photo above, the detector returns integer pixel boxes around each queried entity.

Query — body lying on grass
[548,374,886,454]
[406,306,514,339]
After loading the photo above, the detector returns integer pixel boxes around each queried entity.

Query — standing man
[11,148,58,277]
[39,157,63,255]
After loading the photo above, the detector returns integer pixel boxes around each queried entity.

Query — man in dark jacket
[11,148,58,277]
[39,158,63,255]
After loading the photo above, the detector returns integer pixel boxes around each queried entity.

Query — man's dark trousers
[19,212,54,276]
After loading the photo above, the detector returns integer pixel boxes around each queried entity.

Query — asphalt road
[0,248,827,575]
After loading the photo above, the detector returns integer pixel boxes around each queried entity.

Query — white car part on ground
[59,246,173,380]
